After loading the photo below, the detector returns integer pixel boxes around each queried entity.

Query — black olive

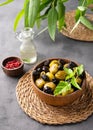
[42,66,49,72]
[41,74,49,81]
[68,61,77,69]
[58,64,63,70]
[52,78,59,85]
[44,60,50,66]
[79,71,85,80]
[33,70,40,79]
[59,59,66,65]
[43,86,53,94]
[71,85,77,91]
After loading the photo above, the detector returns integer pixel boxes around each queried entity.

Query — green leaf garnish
[54,81,71,96]
[74,64,84,76]
[64,67,75,80]
[71,77,81,90]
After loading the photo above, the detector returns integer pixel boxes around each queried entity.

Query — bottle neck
[16,27,34,42]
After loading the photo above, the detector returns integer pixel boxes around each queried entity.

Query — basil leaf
[28,0,40,27]
[0,0,14,6]
[71,77,81,90]
[13,9,24,31]
[60,83,71,96]
[54,81,71,96]
[80,16,93,30]
[64,67,73,74]
[48,7,58,41]
[74,64,84,76]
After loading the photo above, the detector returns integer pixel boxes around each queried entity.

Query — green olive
[62,88,74,96]
[44,82,56,91]
[49,63,58,74]
[46,72,54,81]
[40,71,46,77]
[49,60,59,67]
[35,78,45,89]
[76,77,82,85]
[55,70,67,80]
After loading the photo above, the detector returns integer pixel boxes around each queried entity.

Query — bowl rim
[1,56,24,70]
[31,57,86,98]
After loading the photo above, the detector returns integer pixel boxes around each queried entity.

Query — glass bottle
[16,28,37,64]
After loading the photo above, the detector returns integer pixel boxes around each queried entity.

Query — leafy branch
[71,0,93,33]
[1,0,93,41]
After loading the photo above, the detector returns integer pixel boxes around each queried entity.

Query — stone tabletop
[0,0,93,130]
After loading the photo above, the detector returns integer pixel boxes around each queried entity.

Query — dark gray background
[0,0,93,130]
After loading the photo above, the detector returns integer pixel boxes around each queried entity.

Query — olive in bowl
[1,56,24,77]
[31,58,87,106]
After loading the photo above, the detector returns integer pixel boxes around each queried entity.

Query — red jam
[5,59,21,69]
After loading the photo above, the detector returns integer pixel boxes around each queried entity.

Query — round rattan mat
[16,70,93,125]
[61,10,93,41]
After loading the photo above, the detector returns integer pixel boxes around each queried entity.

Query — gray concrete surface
[0,0,93,130]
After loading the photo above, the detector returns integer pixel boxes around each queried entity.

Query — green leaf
[24,0,29,8]
[64,67,73,75]
[80,16,93,30]
[48,7,58,41]
[0,0,14,6]
[61,0,68,2]
[75,9,81,22]
[58,17,66,31]
[13,9,24,31]
[24,1,29,27]
[64,67,75,80]
[56,0,66,30]
[54,81,71,96]
[57,0,65,19]
[36,13,41,28]
[79,0,87,6]
[75,8,86,22]
[39,0,51,12]
[71,77,81,90]
[28,0,40,27]
[87,0,93,5]
[74,64,84,76]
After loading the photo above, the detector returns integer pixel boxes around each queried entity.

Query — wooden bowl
[1,56,24,77]
[31,58,87,106]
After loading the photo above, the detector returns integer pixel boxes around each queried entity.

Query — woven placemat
[61,10,93,41]
[16,70,93,125]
